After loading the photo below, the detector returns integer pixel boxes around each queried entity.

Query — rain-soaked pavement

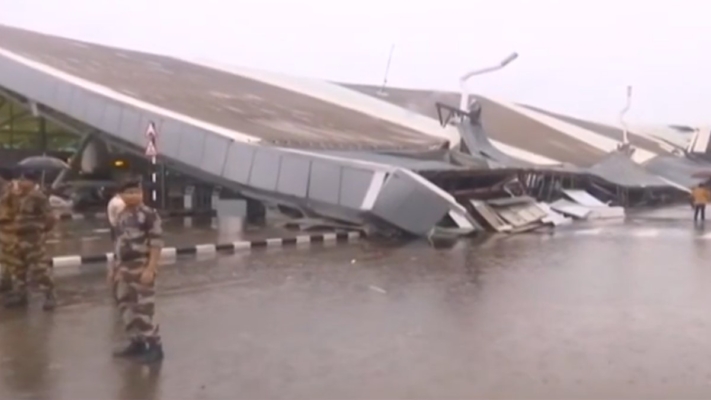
[4,206,711,398]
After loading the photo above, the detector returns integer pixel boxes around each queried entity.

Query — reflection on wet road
[5,210,711,398]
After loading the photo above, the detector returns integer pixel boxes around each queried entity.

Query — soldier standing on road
[0,178,14,294]
[109,178,164,364]
[0,169,57,310]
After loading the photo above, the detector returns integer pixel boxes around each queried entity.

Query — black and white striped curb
[58,209,216,221]
[50,231,364,268]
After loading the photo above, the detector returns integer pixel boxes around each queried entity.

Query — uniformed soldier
[0,178,14,293]
[0,168,57,310]
[109,178,164,363]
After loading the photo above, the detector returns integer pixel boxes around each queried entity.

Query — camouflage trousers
[113,260,160,343]
[0,260,10,284]
[0,232,13,284]
[0,235,53,296]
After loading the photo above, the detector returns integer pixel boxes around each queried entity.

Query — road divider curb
[58,209,216,221]
[50,230,364,268]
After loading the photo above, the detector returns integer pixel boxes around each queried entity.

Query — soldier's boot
[136,339,164,364]
[3,292,28,309]
[112,340,147,358]
[42,291,57,311]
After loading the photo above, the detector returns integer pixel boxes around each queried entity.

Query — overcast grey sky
[1,0,710,126]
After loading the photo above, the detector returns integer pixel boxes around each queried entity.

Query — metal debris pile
[461,182,626,235]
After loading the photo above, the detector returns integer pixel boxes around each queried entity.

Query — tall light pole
[377,44,396,97]
[619,85,632,145]
[459,52,518,111]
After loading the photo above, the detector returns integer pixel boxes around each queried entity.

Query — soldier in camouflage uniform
[109,178,164,363]
[0,169,57,310]
[0,178,14,293]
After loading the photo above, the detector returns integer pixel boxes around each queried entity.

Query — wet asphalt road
[4,207,711,399]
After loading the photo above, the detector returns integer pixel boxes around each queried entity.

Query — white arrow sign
[145,121,158,138]
[145,141,157,157]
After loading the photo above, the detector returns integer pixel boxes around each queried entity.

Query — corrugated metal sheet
[550,199,591,219]
[486,196,537,207]
[562,189,606,207]
[485,196,547,232]
[318,150,465,172]
[586,152,669,188]
[644,155,707,189]
[496,204,546,228]
[538,203,573,226]
[469,200,511,232]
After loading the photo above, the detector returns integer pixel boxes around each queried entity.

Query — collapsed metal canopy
[0,24,695,238]
[435,101,690,193]
[643,155,709,189]
[0,24,479,237]
[586,151,671,188]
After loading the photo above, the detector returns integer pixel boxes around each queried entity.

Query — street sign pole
[145,122,158,207]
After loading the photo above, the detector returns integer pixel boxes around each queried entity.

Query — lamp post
[377,44,396,97]
[459,52,518,111]
[620,85,632,145]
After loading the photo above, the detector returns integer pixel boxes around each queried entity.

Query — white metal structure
[458,52,518,111]
[620,86,632,145]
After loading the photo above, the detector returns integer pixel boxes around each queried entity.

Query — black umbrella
[17,156,70,170]
[16,156,70,189]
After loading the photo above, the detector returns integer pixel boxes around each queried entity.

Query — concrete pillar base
[183,185,195,211]
[215,198,246,234]
[216,216,245,235]
[246,198,266,225]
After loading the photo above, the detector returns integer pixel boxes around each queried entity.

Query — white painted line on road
[161,248,177,258]
[51,231,363,269]
[266,238,283,247]
[52,255,82,268]
[195,244,217,254]
[296,235,311,244]
[233,241,251,250]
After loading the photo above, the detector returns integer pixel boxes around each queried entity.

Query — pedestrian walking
[691,183,710,223]
[0,168,57,310]
[108,177,164,363]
